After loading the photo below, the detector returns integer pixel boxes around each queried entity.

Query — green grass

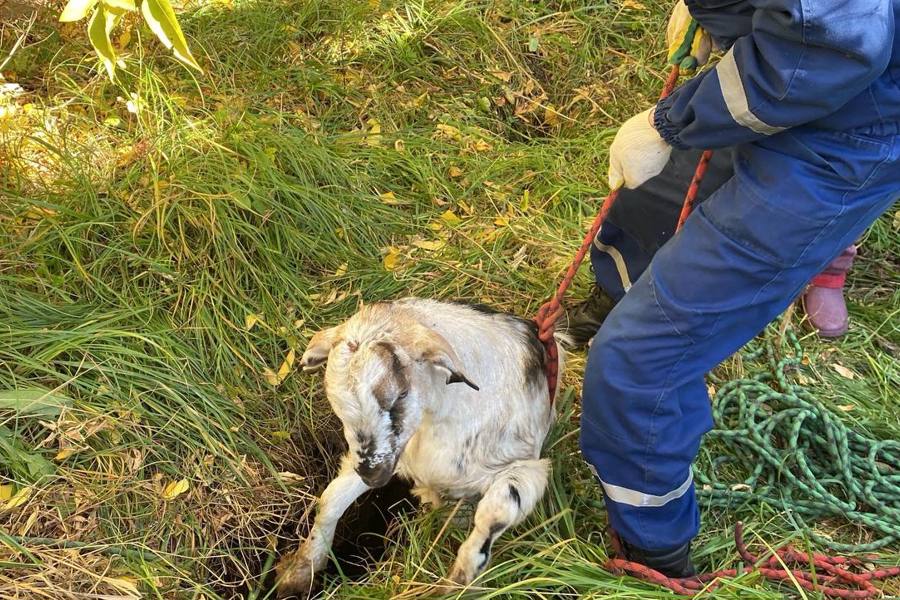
[1,0,898,597]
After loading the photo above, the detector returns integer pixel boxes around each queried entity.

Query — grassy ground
[1,0,898,598]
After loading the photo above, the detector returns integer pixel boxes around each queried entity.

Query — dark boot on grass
[563,286,617,348]
[617,536,696,579]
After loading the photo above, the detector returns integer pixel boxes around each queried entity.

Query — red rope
[534,65,683,406]
[606,522,900,598]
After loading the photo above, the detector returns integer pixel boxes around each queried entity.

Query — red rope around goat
[606,522,900,599]
[534,64,692,405]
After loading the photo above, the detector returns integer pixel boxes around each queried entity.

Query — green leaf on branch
[103,0,137,11]
[59,0,99,22]
[140,0,202,72]
[88,4,121,80]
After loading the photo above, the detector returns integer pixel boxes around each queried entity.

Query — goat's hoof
[448,563,474,586]
[275,548,316,598]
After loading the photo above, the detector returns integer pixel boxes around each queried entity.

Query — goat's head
[299,304,478,488]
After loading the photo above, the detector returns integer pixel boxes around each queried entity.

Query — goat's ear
[412,329,479,391]
[300,326,341,371]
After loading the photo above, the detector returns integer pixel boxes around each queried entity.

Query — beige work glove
[666,0,712,73]
[608,108,672,190]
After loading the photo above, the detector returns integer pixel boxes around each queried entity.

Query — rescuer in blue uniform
[571,0,900,576]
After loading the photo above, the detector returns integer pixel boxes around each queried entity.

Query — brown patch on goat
[370,341,409,410]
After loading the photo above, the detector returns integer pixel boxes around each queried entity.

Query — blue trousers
[580,126,900,550]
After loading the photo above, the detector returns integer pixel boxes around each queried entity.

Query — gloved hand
[666,0,712,73]
[608,108,672,190]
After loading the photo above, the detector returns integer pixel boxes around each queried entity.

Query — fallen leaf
[3,487,31,510]
[730,483,752,492]
[364,118,382,147]
[471,139,493,153]
[276,349,296,382]
[837,404,856,412]
[334,263,348,277]
[394,139,405,152]
[413,240,446,251]
[383,247,401,271]
[245,313,263,331]
[622,0,647,9]
[489,70,512,82]
[832,364,857,380]
[103,576,140,596]
[277,471,306,485]
[494,216,509,227]
[448,166,463,178]
[544,104,560,125]
[440,210,461,226]
[161,478,189,500]
[0,484,13,501]
[380,191,408,205]
[55,447,77,461]
[436,123,462,141]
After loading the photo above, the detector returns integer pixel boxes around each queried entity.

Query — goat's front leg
[276,455,369,598]
[448,458,549,585]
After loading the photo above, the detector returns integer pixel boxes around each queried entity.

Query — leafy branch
[59,0,201,79]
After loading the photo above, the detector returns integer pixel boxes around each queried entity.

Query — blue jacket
[654,0,900,149]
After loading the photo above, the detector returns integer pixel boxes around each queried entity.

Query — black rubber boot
[562,286,617,348]
[619,538,696,578]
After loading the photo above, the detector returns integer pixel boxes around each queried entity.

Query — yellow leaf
[60,0,99,22]
[0,484,13,501]
[276,349,296,382]
[245,313,263,331]
[837,404,856,412]
[831,364,857,380]
[263,368,280,386]
[494,216,509,227]
[622,0,647,9]
[380,191,408,205]
[458,200,474,215]
[448,166,463,178]
[489,70,512,82]
[383,247,401,271]
[334,263,348,277]
[365,118,382,147]
[472,139,493,153]
[55,447,77,461]
[3,487,31,511]
[413,240,445,251]
[544,104,560,125]
[440,210,461,226]
[161,478,189,500]
[394,139,405,152]
[103,576,140,595]
[436,124,462,141]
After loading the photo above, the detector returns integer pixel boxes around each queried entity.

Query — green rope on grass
[696,328,900,552]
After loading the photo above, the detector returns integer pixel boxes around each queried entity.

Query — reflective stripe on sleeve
[718,49,786,136]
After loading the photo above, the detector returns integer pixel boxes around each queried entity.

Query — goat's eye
[397,390,409,401]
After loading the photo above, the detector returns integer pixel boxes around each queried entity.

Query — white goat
[275,298,565,597]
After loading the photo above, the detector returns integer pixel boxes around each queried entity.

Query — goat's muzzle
[355,461,395,488]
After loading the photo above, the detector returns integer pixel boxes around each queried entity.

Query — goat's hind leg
[448,459,549,585]
[276,455,369,597]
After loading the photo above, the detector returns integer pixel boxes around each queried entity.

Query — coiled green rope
[696,328,900,552]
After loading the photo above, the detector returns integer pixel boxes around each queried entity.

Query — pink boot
[802,245,857,338]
